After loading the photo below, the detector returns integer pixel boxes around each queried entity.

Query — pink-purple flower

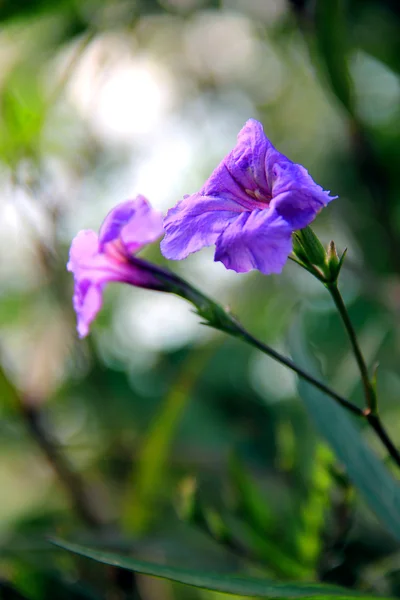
[161,119,336,275]
[67,196,164,338]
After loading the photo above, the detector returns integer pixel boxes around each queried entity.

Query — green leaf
[289,323,400,543]
[51,539,386,599]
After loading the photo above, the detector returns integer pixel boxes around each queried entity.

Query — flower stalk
[149,266,400,471]
[324,281,400,469]
[291,228,400,469]
[150,266,363,417]
[326,281,377,414]
[292,227,378,414]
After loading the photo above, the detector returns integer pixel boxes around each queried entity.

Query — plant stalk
[227,318,363,417]
[152,267,364,418]
[151,265,400,471]
[326,282,377,414]
[364,410,400,470]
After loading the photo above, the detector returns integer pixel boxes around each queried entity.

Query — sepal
[295,226,327,268]
[292,228,346,284]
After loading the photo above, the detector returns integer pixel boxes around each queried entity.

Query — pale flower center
[104,238,129,263]
[245,188,271,204]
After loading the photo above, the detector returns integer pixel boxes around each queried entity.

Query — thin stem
[226,305,400,472]
[153,269,364,418]
[149,266,400,469]
[289,259,400,470]
[365,411,400,471]
[228,318,363,417]
[327,282,377,414]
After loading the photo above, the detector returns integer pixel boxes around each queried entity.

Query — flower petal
[68,230,114,284]
[161,194,241,260]
[198,119,274,210]
[67,229,163,337]
[98,202,136,248]
[67,230,112,337]
[225,118,273,194]
[268,161,336,230]
[72,278,104,338]
[99,195,164,254]
[214,209,293,275]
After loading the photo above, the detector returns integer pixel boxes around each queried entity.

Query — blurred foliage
[1,0,400,598]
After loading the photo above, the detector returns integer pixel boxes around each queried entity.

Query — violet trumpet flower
[67,196,165,338]
[161,119,336,275]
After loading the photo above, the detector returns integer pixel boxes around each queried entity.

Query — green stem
[326,282,377,414]
[290,260,400,470]
[150,264,400,470]
[153,267,363,418]
[219,291,400,471]
[365,412,400,470]
[226,317,363,417]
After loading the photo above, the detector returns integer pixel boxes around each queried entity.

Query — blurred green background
[1,0,400,598]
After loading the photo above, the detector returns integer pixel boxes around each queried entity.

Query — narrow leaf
[51,539,387,599]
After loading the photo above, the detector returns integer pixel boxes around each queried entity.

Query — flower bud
[327,241,347,281]
[295,226,327,268]
[292,233,310,266]
[327,240,339,277]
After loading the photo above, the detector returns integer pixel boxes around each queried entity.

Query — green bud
[296,226,327,268]
[292,232,311,266]
[327,241,339,280]
[327,240,339,266]
[327,241,347,282]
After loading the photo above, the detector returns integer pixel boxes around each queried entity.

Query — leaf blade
[51,539,386,599]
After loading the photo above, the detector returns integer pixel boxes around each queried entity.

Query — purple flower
[67,196,164,338]
[161,119,336,275]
